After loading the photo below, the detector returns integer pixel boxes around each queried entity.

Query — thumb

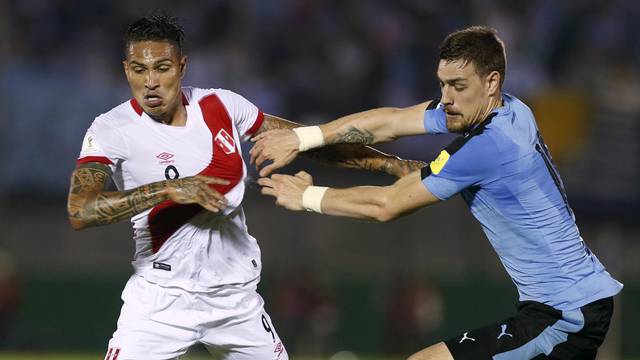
[198,175,230,185]
[294,171,312,182]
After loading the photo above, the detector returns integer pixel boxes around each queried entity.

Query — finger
[198,191,225,212]
[251,132,267,142]
[202,198,226,213]
[254,152,272,168]
[248,146,255,163]
[257,177,275,188]
[201,186,228,204]
[197,175,230,185]
[249,143,264,164]
[259,163,280,177]
[201,203,220,213]
[298,172,312,183]
[260,186,277,197]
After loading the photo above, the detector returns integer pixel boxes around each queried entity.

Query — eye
[157,65,171,72]
[132,67,145,74]
[455,86,466,92]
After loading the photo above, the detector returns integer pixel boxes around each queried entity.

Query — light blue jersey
[422,93,622,310]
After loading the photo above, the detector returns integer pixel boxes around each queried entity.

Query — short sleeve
[424,102,449,134]
[422,135,499,200]
[215,89,264,141]
[77,116,127,172]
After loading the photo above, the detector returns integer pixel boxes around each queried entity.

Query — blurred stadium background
[1,0,639,359]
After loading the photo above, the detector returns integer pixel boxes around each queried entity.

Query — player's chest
[122,112,243,184]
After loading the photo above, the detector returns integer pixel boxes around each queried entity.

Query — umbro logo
[156,152,175,164]
[156,152,174,160]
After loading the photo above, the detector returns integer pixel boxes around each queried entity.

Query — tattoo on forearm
[253,114,297,136]
[389,158,427,175]
[253,114,424,176]
[331,126,375,145]
[68,164,168,228]
[306,144,426,177]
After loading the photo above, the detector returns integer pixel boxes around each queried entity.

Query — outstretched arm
[317,100,432,144]
[250,114,426,177]
[250,101,433,176]
[67,162,230,230]
[257,170,439,222]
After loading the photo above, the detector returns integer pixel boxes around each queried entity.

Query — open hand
[257,171,314,211]
[165,175,229,213]
[250,129,301,177]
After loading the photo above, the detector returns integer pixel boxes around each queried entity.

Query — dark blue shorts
[444,297,614,359]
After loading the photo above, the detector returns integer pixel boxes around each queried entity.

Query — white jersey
[77,87,265,292]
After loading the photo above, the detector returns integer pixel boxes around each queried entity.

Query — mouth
[143,94,163,108]
[444,108,460,117]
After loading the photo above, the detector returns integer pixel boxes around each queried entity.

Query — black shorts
[444,297,613,360]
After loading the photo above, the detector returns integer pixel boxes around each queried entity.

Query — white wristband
[302,186,329,213]
[293,126,325,151]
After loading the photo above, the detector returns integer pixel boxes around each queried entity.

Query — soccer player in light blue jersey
[251,26,623,360]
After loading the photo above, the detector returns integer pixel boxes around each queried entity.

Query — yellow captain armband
[429,150,451,175]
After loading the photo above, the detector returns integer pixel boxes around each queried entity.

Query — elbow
[68,218,87,231]
[371,195,399,223]
[69,219,87,231]
[373,209,398,223]
[67,200,89,230]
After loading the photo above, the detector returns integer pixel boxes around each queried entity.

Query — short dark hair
[124,13,185,56]
[439,26,506,86]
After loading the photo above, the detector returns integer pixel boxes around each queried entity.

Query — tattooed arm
[250,102,433,176]
[67,162,229,230]
[318,100,433,144]
[249,114,426,177]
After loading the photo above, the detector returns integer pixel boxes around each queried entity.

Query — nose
[145,71,159,90]
[441,85,453,106]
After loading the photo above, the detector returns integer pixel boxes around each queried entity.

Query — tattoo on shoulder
[332,126,375,145]
[70,163,112,194]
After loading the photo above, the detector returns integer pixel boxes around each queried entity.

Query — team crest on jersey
[215,129,236,154]
[429,150,450,175]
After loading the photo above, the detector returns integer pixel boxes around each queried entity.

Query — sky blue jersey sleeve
[424,103,449,134]
[422,134,500,200]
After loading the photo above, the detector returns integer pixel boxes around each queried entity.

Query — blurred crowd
[1,0,639,209]
[1,0,639,355]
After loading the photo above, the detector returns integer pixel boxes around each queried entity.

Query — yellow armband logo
[429,150,450,175]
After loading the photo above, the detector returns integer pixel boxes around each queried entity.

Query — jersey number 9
[164,165,180,180]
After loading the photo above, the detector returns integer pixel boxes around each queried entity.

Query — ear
[179,55,188,79]
[485,70,501,96]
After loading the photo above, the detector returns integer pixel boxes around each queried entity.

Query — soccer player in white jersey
[66,14,422,360]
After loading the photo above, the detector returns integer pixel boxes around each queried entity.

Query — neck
[475,94,503,126]
[150,100,187,126]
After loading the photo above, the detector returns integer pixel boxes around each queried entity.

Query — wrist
[158,180,173,200]
[293,126,325,151]
[301,186,329,213]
